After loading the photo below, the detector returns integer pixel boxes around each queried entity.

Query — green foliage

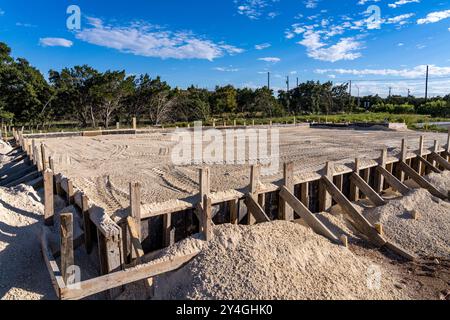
[372,103,415,114]
[416,100,450,118]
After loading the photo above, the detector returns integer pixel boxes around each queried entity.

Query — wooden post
[397,139,407,182]
[416,136,424,174]
[132,117,137,130]
[49,157,55,172]
[376,149,387,193]
[31,139,36,165]
[199,167,210,228]
[81,194,93,254]
[229,199,239,224]
[335,175,344,192]
[163,213,175,247]
[319,162,333,211]
[43,169,54,226]
[300,182,309,208]
[129,182,142,258]
[350,158,360,201]
[432,140,439,168]
[279,162,294,221]
[60,213,74,285]
[41,143,47,171]
[446,127,450,161]
[202,195,213,241]
[67,180,74,204]
[247,165,260,225]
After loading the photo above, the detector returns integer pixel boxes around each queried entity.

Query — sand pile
[0,185,56,300]
[0,140,12,155]
[152,221,408,300]
[425,171,450,196]
[365,188,450,258]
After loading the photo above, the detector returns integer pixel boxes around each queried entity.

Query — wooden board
[399,162,447,200]
[244,195,270,224]
[279,186,339,243]
[349,173,386,206]
[60,252,199,300]
[376,166,410,196]
[429,152,450,171]
[417,156,442,174]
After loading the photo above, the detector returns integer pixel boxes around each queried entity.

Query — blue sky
[1,0,450,96]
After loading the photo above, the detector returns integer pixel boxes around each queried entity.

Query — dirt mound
[365,188,450,258]
[152,221,408,300]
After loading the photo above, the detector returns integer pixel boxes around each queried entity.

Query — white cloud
[16,22,37,28]
[398,42,404,46]
[304,0,319,9]
[255,43,271,50]
[258,57,281,63]
[213,67,240,72]
[357,0,380,5]
[387,13,415,25]
[75,18,243,61]
[417,10,450,24]
[315,65,450,78]
[0,8,4,16]
[39,37,73,48]
[388,0,420,9]
[235,0,278,20]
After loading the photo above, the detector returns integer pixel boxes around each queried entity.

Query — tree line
[1,41,449,128]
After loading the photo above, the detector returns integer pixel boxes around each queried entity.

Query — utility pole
[267,72,271,90]
[425,65,429,101]
[286,76,291,114]
[388,87,392,99]
[407,89,410,98]
[286,76,290,92]
[296,77,299,87]
[349,80,352,109]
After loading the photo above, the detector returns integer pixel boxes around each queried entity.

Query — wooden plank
[60,252,199,300]
[43,169,54,226]
[300,182,309,207]
[202,195,213,241]
[321,176,386,247]
[279,162,294,221]
[60,213,74,284]
[244,195,270,223]
[376,166,410,196]
[349,159,360,201]
[129,182,142,240]
[81,194,93,254]
[40,227,64,298]
[319,162,333,211]
[385,241,416,261]
[350,173,386,206]
[416,136,425,174]
[416,156,442,174]
[399,162,447,199]
[429,152,450,171]
[229,199,239,225]
[89,206,121,238]
[279,186,339,243]
[375,149,387,193]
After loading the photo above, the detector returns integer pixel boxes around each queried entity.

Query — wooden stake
[247,165,260,225]
[340,234,348,248]
[374,223,383,236]
[67,179,74,204]
[129,182,142,259]
[229,199,239,225]
[300,182,310,208]
[43,169,54,226]
[376,149,387,193]
[41,143,47,171]
[163,213,175,247]
[202,195,213,241]
[199,167,210,228]
[60,213,74,284]
[81,194,93,254]
[350,158,360,201]
[319,162,333,211]
[279,162,294,221]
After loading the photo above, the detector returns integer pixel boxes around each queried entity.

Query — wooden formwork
[7,126,450,300]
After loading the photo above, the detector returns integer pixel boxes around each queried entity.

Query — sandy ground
[37,127,448,213]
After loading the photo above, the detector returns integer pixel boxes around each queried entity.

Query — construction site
[0,121,449,300]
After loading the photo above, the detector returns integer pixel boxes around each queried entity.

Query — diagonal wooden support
[319,162,333,211]
[350,173,386,206]
[349,159,360,201]
[126,216,145,262]
[429,152,450,171]
[279,186,339,243]
[376,166,410,196]
[375,149,387,193]
[321,176,386,247]
[399,162,447,200]
[244,195,270,224]
[416,155,442,174]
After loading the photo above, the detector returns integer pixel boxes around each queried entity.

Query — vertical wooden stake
[163,213,175,247]
[81,194,93,254]
[129,182,142,259]
[416,136,424,174]
[49,157,55,172]
[300,182,310,208]
[41,143,47,171]
[350,158,360,201]
[229,199,239,224]
[247,165,260,225]
[376,149,387,193]
[397,139,406,182]
[319,162,333,211]
[432,140,440,168]
[60,213,74,285]
[67,179,74,204]
[43,169,54,226]
[202,195,213,241]
[279,162,294,221]
[199,167,210,229]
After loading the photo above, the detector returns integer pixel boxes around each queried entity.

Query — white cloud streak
[258,57,281,63]
[388,0,420,9]
[315,65,450,78]
[39,37,73,47]
[75,18,243,61]
[417,9,450,24]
